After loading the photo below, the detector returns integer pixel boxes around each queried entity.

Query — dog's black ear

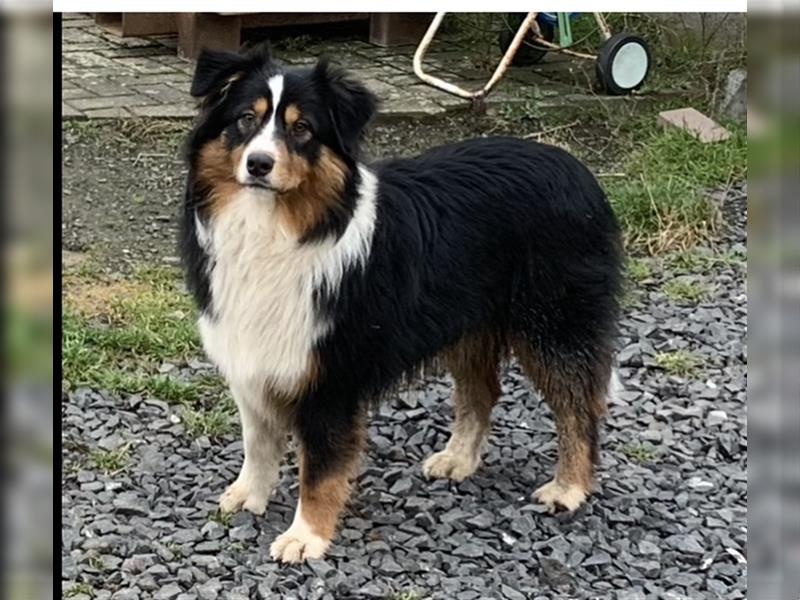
[313,60,377,157]
[190,48,248,98]
[242,41,273,65]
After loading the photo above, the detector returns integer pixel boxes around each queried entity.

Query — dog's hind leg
[513,340,611,513]
[423,332,501,482]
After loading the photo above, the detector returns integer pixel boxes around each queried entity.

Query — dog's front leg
[219,384,288,515]
[270,408,365,563]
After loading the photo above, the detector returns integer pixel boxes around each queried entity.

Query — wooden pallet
[177,13,366,59]
[95,13,177,37]
[94,13,432,59]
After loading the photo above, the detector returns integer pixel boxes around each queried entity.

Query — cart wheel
[498,13,555,66]
[595,33,650,95]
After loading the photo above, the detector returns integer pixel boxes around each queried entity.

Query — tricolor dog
[180,45,623,563]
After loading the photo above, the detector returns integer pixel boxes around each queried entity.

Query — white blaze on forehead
[236,74,285,182]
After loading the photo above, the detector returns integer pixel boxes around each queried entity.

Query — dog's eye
[237,113,257,132]
[293,120,311,136]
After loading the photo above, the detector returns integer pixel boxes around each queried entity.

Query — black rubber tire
[498,14,555,66]
[595,32,651,96]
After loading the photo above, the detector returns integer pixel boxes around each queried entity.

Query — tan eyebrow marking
[253,98,269,119]
[284,104,301,127]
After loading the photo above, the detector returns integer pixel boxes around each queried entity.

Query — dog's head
[187,45,377,227]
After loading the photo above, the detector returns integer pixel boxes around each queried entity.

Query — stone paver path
[62,13,615,120]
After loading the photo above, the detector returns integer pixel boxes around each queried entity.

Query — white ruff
[198,166,378,398]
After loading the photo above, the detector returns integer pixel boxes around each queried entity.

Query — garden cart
[413,12,651,109]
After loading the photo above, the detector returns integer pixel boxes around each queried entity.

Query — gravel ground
[62,120,747,599]
[61,186,747,600]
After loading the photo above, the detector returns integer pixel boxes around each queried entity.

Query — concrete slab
[657,107,731,143]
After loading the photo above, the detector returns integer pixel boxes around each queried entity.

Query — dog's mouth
[243,179,278,192]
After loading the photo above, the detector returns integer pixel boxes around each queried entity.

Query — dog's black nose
[246,153,274,178]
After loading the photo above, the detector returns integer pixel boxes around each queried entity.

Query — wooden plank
[241,13,367,28]
[95,13,177,37]
[369,13,432,47]
[94,13,123,35]
[177,13,242,60]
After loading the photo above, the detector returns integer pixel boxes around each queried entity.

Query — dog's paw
[422,450,479,482]
[270,527,329,563]
[532,479,588,513]
[218,480,269,515]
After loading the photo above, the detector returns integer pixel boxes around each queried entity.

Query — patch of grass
[90,444,131,475]
[62,265,201,390]
[663,279,707,303]
[627,258,654,284]
[66,252,104,279]
[391,591,424,600]
[116,118,191,147]
[165,541,184,557]
[642,125,748,187]
[210,509,233,527]
[622,442,657,464]
[498,87,543,125]
[86,555,105,571]
[62,310,199,396]
[182,403,236,439]
[65,583,94,598]
[654,350,703,378]
[62,266,231,427]
[621,257,654,309]
[605,123,746,254]
[64,118,191,150]
[664,248,744,273]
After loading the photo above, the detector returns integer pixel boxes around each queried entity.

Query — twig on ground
[522,120,580,140]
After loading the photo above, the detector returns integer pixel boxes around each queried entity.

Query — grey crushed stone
[62,183,747,598]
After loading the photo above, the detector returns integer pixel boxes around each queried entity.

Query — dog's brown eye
[293,120,311,136]
[237,113,256,132]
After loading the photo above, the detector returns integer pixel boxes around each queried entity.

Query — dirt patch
[61,105,669,273]
[63,275,151,322]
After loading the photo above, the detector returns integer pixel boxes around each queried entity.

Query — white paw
[422,450,479,482]
[533,479,588,513]
[218,480,269,515]
[270,527,330,563]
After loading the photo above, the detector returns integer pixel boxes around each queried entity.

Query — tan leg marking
[270,422,365,563]
[423,332,501,482]
[514,340,611,513]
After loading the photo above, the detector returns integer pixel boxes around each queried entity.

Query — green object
[557,12,572,46]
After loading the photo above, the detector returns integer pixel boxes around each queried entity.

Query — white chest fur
[197,167,378,397]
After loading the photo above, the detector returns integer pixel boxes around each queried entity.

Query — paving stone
[133,83,189,104]
[62,102,83,118]
[657,107,731,143]
[69,95,155,111]
[63,86,96,100]
[130,104,196,118]
[83,107,134,118]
